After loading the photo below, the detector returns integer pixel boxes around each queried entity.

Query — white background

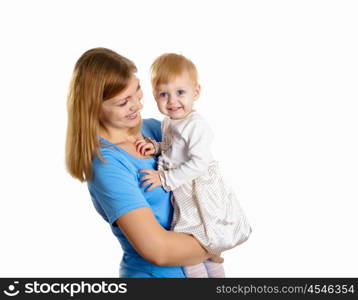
[0,0,357,277]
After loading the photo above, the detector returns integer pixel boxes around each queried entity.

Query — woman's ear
[193,84,201,100]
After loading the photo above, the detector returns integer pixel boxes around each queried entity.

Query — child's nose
[168,95,176,104]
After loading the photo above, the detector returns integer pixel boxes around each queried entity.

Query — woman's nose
[130,97,142,111]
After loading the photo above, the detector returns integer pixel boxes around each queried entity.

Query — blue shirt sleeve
[142,118,162,142]
[91,149,150,225]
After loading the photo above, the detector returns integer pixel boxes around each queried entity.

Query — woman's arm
[92,149,218,267]
[115,207,213,266]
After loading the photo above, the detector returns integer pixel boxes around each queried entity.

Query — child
[136,53,251,278]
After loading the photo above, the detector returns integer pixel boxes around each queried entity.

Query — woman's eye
[177,90,185,95]
[118,101,127,107]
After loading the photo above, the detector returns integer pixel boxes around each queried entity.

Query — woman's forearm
[160,230,212,266]
[115,207,213,267]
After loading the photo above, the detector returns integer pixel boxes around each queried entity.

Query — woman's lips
[126,112,138,120]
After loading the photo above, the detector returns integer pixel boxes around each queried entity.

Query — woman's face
[100,75,143,132]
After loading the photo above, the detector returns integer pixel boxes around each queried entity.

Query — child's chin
[168,110,185,118]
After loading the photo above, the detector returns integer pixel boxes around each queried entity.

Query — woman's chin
[127,113,142,129]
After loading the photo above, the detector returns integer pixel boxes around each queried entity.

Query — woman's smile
[126,111,140,120]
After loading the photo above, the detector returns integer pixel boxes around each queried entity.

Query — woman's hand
[139,169,162,191]
[135,138,156,156]
[209,254,224,264]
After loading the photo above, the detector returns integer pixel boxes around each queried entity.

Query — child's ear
[152,90,158,101]
[193,84,201,100]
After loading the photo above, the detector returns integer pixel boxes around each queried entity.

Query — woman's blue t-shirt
[87,118,185,278]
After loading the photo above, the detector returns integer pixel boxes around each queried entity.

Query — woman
[65,48,222,277]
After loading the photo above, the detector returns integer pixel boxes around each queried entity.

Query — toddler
[136,53,251,278]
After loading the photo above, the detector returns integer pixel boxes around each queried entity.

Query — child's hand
[209,254,224,264]
[139,169,162,192]
[135,138,155,156]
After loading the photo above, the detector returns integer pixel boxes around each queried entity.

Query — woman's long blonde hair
[66,48,137,182]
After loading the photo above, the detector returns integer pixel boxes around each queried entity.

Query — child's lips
[168,107,183,112]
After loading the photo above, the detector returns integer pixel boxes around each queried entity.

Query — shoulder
[142,118,162,142]
[89,148,149,225]
[181,112,212,136]
[183,111,208,126]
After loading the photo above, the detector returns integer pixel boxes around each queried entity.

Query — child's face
[154,72,200,120]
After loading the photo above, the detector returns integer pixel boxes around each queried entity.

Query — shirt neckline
[99,136,154,161]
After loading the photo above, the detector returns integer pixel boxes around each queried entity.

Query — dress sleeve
[91,150,150,225]
[160,118,214,191]
[143,136,162,156]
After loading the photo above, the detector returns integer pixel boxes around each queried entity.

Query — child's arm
[160,119,214,191]
[135,136,161,156]
[140,118,214,192]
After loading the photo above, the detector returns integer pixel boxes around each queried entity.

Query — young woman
[65,48,222,277]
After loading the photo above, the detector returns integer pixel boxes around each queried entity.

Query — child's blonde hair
[151,53,198,90]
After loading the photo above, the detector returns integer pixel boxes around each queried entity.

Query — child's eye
[159,92,168,98]
[177,89,185,96]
